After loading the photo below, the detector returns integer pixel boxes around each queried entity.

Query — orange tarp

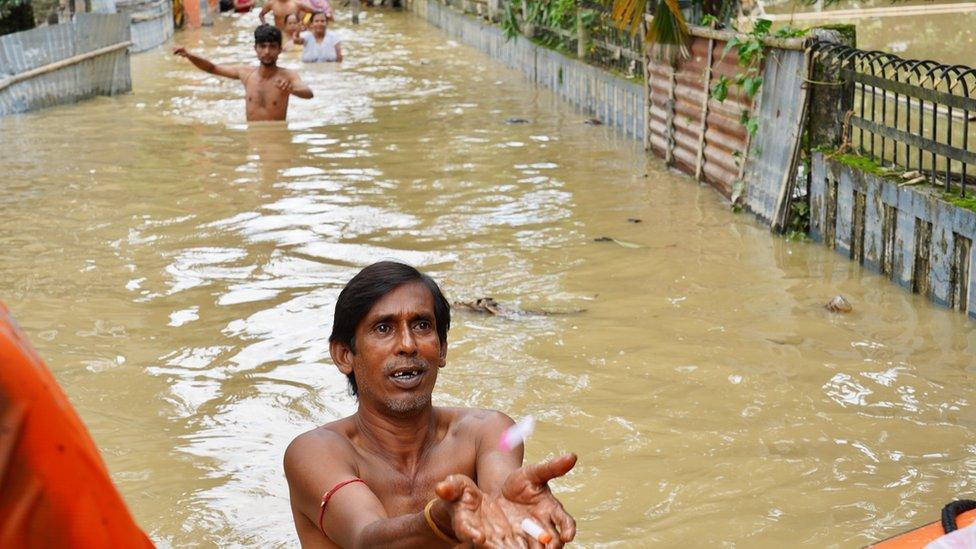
[0,303,153,548]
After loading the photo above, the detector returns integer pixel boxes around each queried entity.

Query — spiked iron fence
[813,42,976,197]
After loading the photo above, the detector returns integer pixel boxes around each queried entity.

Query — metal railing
[813,42,976,196]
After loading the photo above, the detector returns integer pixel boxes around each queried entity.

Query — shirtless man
[172,25,312,122]
[259,0,314,30]
[284,261,577,547]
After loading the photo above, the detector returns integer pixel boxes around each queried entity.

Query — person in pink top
[301,0,332,24]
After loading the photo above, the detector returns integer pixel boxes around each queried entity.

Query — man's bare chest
[273,2,296,17]
[358,447,478,516]
[245,81,287,110]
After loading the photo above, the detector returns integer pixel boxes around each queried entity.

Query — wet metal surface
[1,10,976,548]
[646,34,750,198]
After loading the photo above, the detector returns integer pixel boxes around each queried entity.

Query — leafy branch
[708,20,807,136]
[0,0,29,18]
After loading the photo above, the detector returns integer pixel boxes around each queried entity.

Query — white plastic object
[498,416,535,452]
[520,518,552,544]
[925,523,976,549]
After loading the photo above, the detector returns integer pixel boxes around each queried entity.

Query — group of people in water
[173,0,343,121]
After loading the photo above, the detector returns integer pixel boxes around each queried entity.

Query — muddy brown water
[2,10,976,548]
[765,0,976,65]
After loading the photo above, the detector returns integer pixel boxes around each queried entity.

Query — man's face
[345,281,445,416]
[254,41,281,66]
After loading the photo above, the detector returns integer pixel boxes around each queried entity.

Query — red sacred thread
[319,478,367,535]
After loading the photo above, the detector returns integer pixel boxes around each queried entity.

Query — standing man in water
[173,25,312,122]
[284,262,577,547]
[259,0,314,30]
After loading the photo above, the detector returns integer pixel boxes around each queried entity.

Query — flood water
[3,9,976,548]
[765,0,976,65]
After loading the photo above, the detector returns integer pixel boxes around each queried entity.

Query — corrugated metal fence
[0,14,132,117]
[644,24,811,232]
[117,0,174,52]
[741,46,812,228]
[418,0,646,140]
[646,32,753,198]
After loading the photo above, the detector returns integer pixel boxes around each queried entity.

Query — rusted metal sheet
[0,13,131,117]
[742,48,812,226]
[645,34,752,198]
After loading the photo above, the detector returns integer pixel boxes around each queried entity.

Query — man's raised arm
[284,431,520,548]
[172,47,242,80]
[258,1,272,24]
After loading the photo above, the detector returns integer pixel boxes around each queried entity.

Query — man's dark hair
[330,261,451,396]
[254,24,282,45]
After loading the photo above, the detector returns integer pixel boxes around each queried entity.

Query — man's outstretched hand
[498,453,578,548]
[435,475,526,548]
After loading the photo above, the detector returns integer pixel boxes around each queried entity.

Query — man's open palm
[436,475,527,548]
[498,453,578,548]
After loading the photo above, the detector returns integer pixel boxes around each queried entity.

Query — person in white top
[293,12,343,63]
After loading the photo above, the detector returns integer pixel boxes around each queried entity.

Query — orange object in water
[0,303,153,548]
[870,506,976,548]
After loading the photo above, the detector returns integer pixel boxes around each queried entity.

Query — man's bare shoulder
[275,66,302,80]
[232,64,257,81]
[440,407,515,437]
[283,419,357,476]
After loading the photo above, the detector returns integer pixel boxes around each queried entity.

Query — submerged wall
[811,151,976,317]
[410,0,645,141]
[117,0,174,53]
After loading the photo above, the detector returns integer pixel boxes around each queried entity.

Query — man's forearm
[292,85,313,99]
[184,52,217,74]
[353,509,453,549]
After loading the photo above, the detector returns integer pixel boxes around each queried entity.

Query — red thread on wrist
[318,478,366,535]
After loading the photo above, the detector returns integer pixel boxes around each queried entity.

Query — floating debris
[455,297,506,315]
[584,118,603,125]
[453,297,585,317]
[594,236,642,249]
[767,335,804,346]
[627,218,642,224]
[505,117,530,124]
[825,295,853,313]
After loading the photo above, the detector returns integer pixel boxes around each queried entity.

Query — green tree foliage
[0,0,36,36]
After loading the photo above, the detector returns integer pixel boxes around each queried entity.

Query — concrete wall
[410,0,645,141]
[811,152,976,317]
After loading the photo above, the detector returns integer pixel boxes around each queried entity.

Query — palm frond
[611,0,690,62]
[646,0,689,61]
[610,0,646,35]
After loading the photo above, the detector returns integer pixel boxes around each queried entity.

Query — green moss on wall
[829,151,888,177]
[943,193,976,213]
